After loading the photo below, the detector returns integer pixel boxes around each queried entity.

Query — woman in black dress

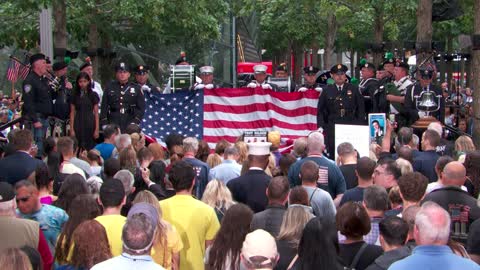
[69,72,100,151]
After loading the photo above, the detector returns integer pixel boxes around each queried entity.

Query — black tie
[338,86,342,92]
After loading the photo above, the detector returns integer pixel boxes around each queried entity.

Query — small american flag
[6,58,20,82]
[18,63,30,80]
[142,87,320,147]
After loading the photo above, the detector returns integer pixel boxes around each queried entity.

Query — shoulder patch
[24,84,32,93]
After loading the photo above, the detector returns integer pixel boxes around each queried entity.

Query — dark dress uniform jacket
[22,72,53,122]
[227,169,271,213]
[100,80,145,131]
[317,83,366,127]
[359,78,379,114]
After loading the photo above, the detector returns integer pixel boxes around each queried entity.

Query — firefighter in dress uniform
[297,66,323,93]
[246,64,277,90]
[193,66,219,90]
[317,64,366,159]
[100,62,145,132]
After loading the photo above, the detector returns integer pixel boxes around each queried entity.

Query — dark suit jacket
[251,204,286,237]
[0,151,43,185]
[227,169,271,213]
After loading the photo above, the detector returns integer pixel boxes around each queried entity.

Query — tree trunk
[88,22,99,81]
[416,0,433,66]
[350,48,355,77]
[446,36,453,86]
[472,0,480,147]
[52,0,67,60]
[372,3,384,67]
[324,13,337,70]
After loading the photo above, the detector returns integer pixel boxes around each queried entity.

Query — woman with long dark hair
[55,194,101,265]
[69,72,100,151]
[464,150,480,198]
[52,174,90,213]
[205,203,254,270]
[56,220,112,269]
[290,217,342,270]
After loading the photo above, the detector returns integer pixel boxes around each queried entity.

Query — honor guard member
[404,66,445,125]
[297,66,323,92]
[100,62,145,132]
[386,62,413,128]
[80,57,103,104]
[317,64,365,159]
[358,61,379,113]
[246,64,277,90]
[379,58,395,85]
[193,66,218,90]
[22,53,53,157]
[133,65,161,95]
[51,61,72,135]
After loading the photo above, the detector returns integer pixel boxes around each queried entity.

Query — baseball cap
[242,230,278,267]
[128,203,159,227]
[0,182,15,202]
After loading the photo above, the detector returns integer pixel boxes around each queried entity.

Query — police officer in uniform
[100,62,145,132]
[317,64,365,158]
[404,66,445,125]
[246,65,277,90]
[22,53,53,157]
[358,61,379,113]
[193,66,219,90]
[133,65,162,95]
[297,66,323,92]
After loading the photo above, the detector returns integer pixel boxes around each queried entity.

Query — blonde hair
[132,190,169,266]
[201,179,234,210]
[455,136,476,153]
[130,133,145,152]
[206,153,222,169]
[0,248,32,270]
[396,158,413,175]
[119,146,137,173]
[265,153,276,177]
[277,206,314,248]
[234,141,248,164]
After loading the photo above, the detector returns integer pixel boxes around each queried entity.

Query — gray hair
[224,146,239,157]
[307,132,324,153]
[412,134,419,149]
[415,202,450,245]
[116,134,132,149]
[337,142,355,156]
[363,185,389,211]
[427,122,443,137]
[114,170,135,195]
[183,137,199,153]
[122,213,156,255]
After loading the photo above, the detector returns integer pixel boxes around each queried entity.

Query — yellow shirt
[151,223,183,269]
[160,195,220,270]
[94,214,126,257]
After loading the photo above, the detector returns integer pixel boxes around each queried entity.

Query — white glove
[247,82,257,88]
[141,85,151,93]
[205,84,214,89]
[194,84,205,90]
[314,87,323,92]
[262,84,272,90]
[418,111,426,118]
[298,87,308,92]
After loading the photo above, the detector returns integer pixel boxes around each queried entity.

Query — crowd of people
[0,117,479,270]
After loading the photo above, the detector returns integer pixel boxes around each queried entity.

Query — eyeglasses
[16,195,31,203]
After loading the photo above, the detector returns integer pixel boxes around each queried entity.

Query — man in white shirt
[57,137,86,179]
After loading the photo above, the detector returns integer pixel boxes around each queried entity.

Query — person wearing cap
[317,64,365,158]
[193,65,219,90]
[297,66,323,92]
[385,62,413,128]
[240,229,279,270]
[22,53,53,157]
[382,57,396,83]
[160,161,220,270]
[404,64,445,125]
[227,142,272,213]
[95,178,127,256]
[0,182,53,270]
[246,64,277,90]
[80,57,104,104]
[358,61,379,114]
[274,63,296,92]
[133,65,162,94]
[91,203,165,270]
[100,62,145,132]
[51,61,73,135]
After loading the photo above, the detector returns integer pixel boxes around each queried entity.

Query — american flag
[18,63,30,80]
[142,88,320,147]
[6,58,20,82]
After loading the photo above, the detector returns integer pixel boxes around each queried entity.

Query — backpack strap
[350,242,368,269]
[308,188,318,204]
[287,254,298,270]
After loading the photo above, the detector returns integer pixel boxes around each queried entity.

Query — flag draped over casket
[141,88,320,147]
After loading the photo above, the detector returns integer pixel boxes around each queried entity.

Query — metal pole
[231,8,237,88]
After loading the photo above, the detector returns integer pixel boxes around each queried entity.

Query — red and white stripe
[203,88,320,147]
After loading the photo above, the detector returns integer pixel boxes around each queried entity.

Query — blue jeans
[32,118,49,157]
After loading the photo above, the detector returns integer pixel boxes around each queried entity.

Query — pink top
[39,196,53,205]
